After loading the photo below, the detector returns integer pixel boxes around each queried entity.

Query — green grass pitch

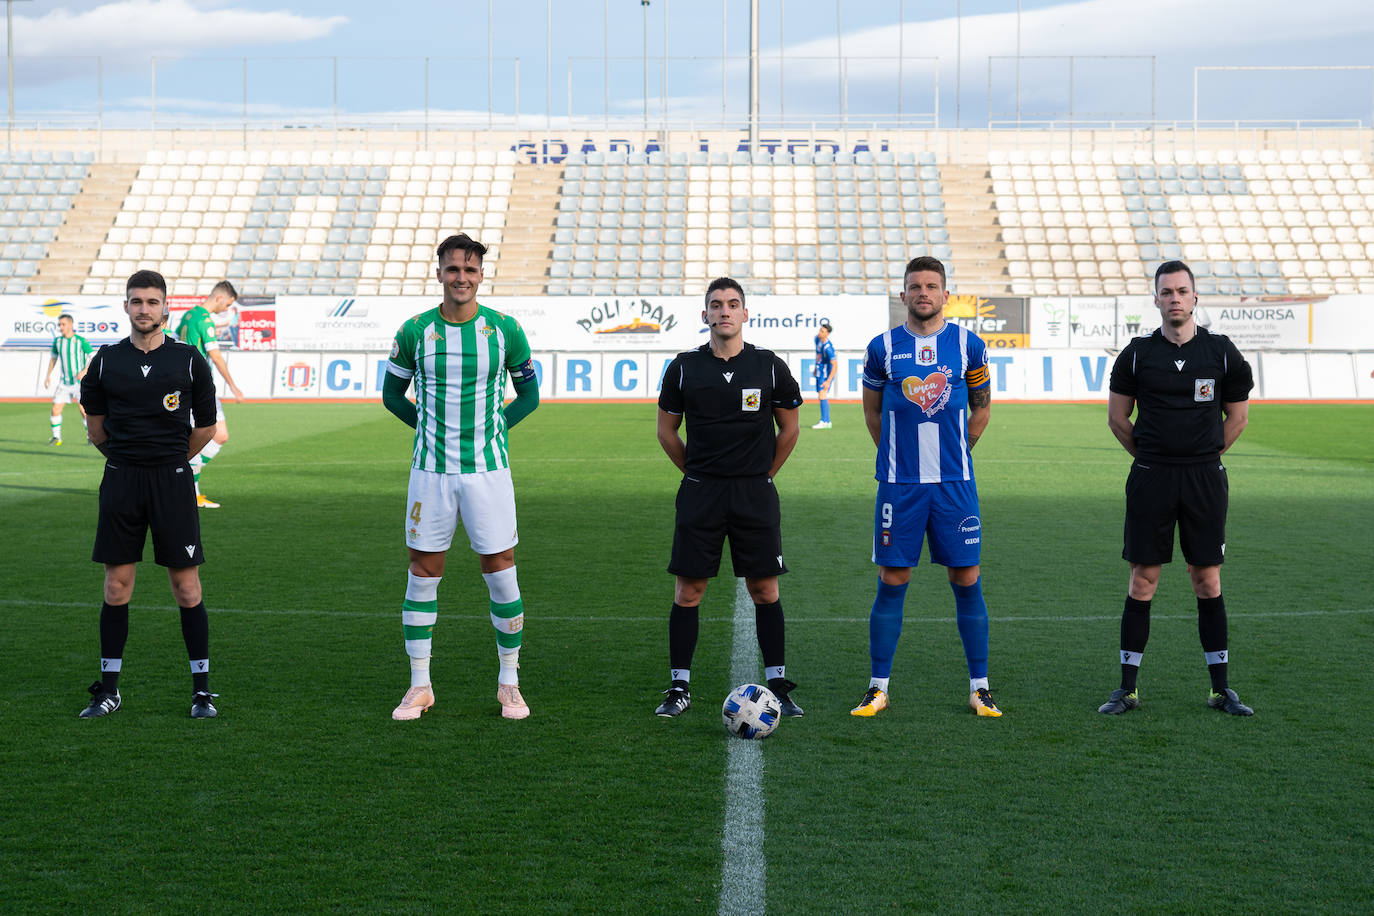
[1,399,1371,914]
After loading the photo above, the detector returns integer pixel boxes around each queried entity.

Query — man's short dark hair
[903,256,947,288]
[820,320,832,332]
[1154,260,1196,292]
[58,313,73,323]
[437,233,487,265]
[211,280,238,301]
[705,276,745,307]
[126,270,167,298]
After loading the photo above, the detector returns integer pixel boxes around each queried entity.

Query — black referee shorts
[669,474,788,580]
[93,461,204,568]
[1123,459,1228,567]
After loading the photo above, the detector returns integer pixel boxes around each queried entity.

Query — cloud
[767,0,1374,86]
[14,1,347,58]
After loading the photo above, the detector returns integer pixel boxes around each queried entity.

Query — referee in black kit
[77,270,222,719]
[1099,259,1256,717]
[653,277,804,718]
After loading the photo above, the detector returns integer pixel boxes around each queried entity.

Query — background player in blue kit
[812,320,835,429]
[851,256,1002,719]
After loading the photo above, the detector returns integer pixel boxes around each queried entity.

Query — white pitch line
[1,597,1370,626]
[719,578,766,916]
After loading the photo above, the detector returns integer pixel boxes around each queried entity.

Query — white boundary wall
[4,347,1372,401]
[4,293,1373,400]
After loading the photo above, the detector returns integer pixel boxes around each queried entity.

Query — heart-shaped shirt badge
[902,371,950,414]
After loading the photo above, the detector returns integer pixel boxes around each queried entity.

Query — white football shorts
[52,382,81,404]
[405,466,519,555]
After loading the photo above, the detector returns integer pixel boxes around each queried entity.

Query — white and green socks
[402,571,440,687]
[484,566,524,686]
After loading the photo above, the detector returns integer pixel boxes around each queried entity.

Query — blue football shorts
[872,477,982,569]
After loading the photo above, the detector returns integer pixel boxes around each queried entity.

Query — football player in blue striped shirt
[851,256,1002,718]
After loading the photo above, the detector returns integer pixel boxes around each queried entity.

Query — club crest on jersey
[901,368,953,416]
[389,339,400,359]
[477,319,495,338]
[742,388,761,411]
[917,344,938,366]
[1194,378,1215,402]
[163,390,181,411]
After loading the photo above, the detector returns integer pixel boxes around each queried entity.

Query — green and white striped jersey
[50,333,93,385]
[387,304,534,474]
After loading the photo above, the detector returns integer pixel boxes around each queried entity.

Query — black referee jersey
[1109,326,1253,463]
[659,342,803,478]
[81,337,218,465]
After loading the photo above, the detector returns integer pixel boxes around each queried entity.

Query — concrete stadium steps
[938,164,1012,296]
[488,163,562,295]
[34,163,140,295]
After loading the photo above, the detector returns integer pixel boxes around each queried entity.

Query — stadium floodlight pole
[604,0,609,128]
[955,0,961,130]
[835,0,842,127]
[662,0,668,134]
[546,0,552,129]
[643,0,650,131]
[748,0,758,151]
[488,0,493,129]
[6,0,33,153]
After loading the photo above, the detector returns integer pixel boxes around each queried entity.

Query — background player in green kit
[175,281,244,508]
[44,313,93,444]
[382,233,541,721]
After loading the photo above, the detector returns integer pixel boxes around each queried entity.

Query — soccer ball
[722,683,781,739]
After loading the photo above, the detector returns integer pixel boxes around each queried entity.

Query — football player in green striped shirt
[382,233,541,721]
[175,281,244,508]
[44,314,93,444]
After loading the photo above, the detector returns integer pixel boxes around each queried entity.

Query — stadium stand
[6,140,1374,298]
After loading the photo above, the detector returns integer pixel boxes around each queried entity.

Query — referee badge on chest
[1194,378,1216,402]
[163,390,181,411]
[742,388,761,411]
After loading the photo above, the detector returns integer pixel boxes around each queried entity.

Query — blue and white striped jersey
[862,322,990,484]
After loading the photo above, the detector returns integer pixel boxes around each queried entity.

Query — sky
[6,0,1374,130]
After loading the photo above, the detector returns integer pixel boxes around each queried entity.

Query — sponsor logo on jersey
[427,329,444,342]
[140,364,152,377]
[742,388,761,411]
[957,515,982,545]
[184,545,195,557]
[163,391,181,411]
[1174,359,1186,371]
[1195,378,1215,402]
[901,368,953,416]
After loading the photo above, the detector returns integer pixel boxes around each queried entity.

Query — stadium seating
[991,148,1374,297]
[0,152,92,294]
[86,149,514,297]
[547,149,946,296]
[5,143,1373,299]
